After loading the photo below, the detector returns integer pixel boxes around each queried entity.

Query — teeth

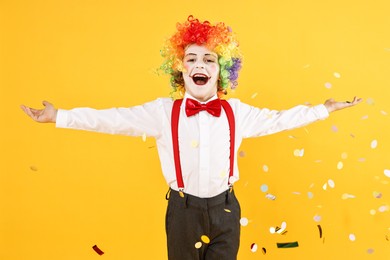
[192,73,208,78]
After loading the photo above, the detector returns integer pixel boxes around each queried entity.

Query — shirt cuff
[55,109,69,128]
[313,104,330,119]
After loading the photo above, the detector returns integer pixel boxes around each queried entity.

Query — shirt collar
[184,92,218,104]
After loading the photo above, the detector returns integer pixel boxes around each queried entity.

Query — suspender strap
[171,99,236,191]
[221,100,235,186]
[171,99,185,190]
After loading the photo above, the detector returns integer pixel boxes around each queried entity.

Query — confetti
[239,151,246,157]
[337,161,344,170]
[260,184,268,193]
[195,242,202,249]
[384,169,390,178]
[277,241,299,248]
[201,235,210,244]
[366,98,375,105]
[333,72,341,78]
[373,191,382,199]
[142,133,147,142]
[324,82,332,89]
[367,248,374,254]
[371,140,378,149]
[370,209,376,215]
[277,222,287,234]
[341,152,348,160]
[251,93,258,99]
[240,217,249,226]
[342,193,355,200]
[307,192,314,199]
[361,115,369,120]
[191,140,199,148]
[331,125,338,132]
[378,205,389,212]
[224,208,231,213]
[270,227,276,234]
[250,243,258,252]
[313,215,322,222]
[293,148,304,157]
[322,183,327,190]
[317,225,323,238]
[380,110,388,116]
[262,165,269,172]
[92,245,104,255]
[30,166,38,171]
[349,234,356,241]
[328,179,335,188]
[265,193,276,200]
[262,247,267,254]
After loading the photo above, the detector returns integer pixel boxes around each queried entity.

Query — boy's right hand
[20,101,57,123]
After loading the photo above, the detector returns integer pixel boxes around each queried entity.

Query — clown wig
[160,15,242,98]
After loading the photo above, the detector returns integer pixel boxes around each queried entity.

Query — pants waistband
[167,188,234,209]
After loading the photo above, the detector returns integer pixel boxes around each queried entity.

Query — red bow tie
[185,98,222,117]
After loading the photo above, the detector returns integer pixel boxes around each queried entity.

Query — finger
[42,100,52,107]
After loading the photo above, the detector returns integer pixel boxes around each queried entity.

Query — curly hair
[159,15,242,98]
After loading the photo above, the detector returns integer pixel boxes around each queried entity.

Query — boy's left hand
[324,96,363,113]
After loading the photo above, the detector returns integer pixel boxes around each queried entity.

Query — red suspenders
[171,99,235,195]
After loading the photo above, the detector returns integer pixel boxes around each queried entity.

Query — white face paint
[182,44,220,102]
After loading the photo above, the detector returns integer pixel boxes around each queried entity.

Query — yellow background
[1,0,390,259]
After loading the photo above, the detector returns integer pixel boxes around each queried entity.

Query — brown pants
[165,189,241,260]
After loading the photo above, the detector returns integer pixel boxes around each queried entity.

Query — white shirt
[56,93,329,198]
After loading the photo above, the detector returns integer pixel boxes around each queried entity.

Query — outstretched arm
[20,101,57,123]
[324,96,362,113]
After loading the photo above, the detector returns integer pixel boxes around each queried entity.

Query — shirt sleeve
[236,101,329,138]
[55,98,166,137]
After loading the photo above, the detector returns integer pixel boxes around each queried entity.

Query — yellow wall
[1,0,389,259]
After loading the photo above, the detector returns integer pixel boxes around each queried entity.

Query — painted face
[182,44,220,102]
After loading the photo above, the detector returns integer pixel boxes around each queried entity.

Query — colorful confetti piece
[195,242,202,249]
[337,161,344,170]
[277,241,299,248]
[373,191,382,199]
[317,225,323,238]
[142,133,147,142]
[293,148,304,157]
[324,82,332,89]
[250,243,258,252]
[342,193,355,200]
[328,179,335,188]
[331,125,338,132]
[240,217,249,226]
[384,169,390,178]
[260,184,268,193]
[262,247,267,254]
[239,151,246,157]
[333,72,341,78]
[191,140,199,148]
[92,245,104,256]
[349,233,356,241]
[367,248,374,254]
[308,192,314,199]
[371,140,378,149]
[262,165,269,172]
[251,93,258,99]
[224,208,231,213]
[201,235,210,244]
[313,215,322,222]
[265,193,276,200]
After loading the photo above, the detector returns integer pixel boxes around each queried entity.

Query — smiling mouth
[192,73,210,86]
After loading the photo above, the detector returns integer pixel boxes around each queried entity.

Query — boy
[21,16,361,260]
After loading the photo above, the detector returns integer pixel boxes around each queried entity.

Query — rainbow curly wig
[160,15,242,98]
